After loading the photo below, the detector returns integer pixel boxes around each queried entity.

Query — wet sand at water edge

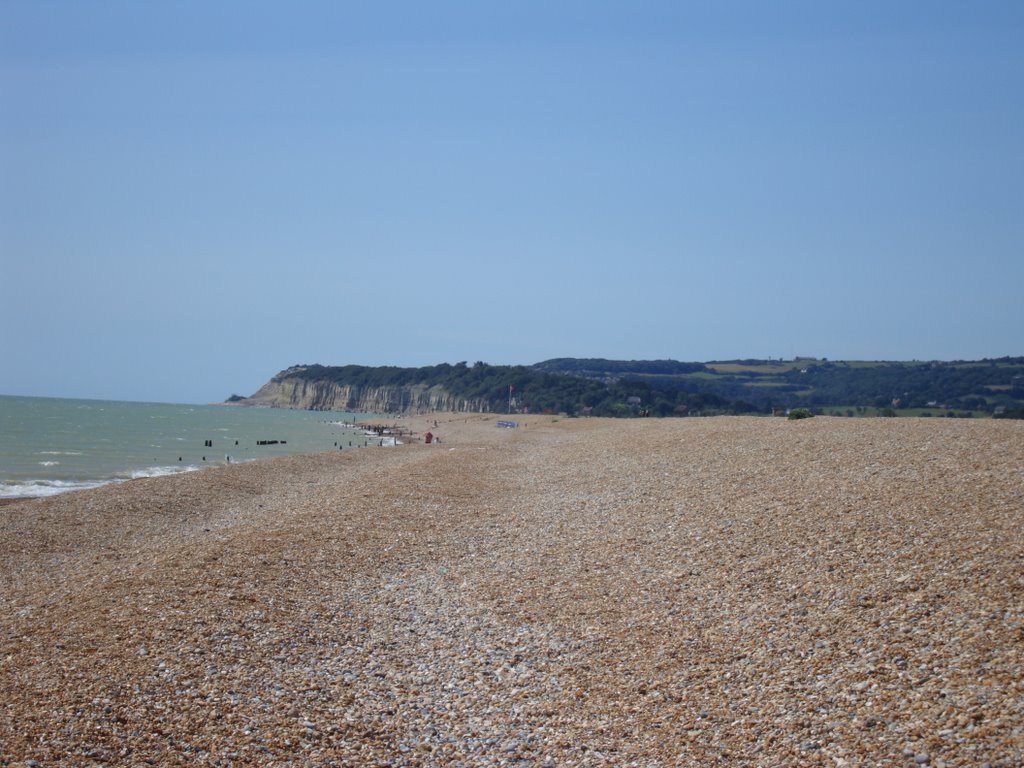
[1,414,1022,766]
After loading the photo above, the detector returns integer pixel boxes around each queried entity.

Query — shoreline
[0,396,387,501]
[0,439,404,502]
[2,414,1022,765]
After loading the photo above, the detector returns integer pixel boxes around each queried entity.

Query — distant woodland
[279,357,1024,418]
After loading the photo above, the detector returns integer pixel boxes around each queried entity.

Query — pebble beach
[1,414,1022,767]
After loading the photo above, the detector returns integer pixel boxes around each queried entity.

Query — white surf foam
[126,465,200,480]
[1,464,203,498]
[0,479,111,498]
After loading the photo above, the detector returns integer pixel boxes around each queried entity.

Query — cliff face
[238,368,490,414]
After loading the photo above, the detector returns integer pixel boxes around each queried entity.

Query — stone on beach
[1,414,1022,766]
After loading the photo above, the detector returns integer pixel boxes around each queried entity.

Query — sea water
[0,395,381,498]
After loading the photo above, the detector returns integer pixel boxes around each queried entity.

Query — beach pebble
[0,415,1021,766]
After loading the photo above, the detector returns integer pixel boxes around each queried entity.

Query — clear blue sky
[2,2,1022,404]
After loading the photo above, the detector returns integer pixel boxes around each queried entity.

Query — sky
[2,1,1022,404]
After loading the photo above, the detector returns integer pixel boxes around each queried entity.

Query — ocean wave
[1,464,204,498]
[0,479,111,498]
[125,465,200,480]
[38,461,60,467]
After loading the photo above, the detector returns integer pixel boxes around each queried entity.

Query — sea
[0,395,382,498]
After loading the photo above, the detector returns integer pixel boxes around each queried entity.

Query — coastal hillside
[231,357,1024,417]
[232,363,633,416]
[236,367,490,414]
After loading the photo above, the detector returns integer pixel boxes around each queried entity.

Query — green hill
[250,356,1024,417]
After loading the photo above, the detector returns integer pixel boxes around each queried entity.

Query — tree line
[281,357,1024,417]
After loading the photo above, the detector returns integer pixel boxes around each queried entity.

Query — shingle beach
[2,415,1022,767]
